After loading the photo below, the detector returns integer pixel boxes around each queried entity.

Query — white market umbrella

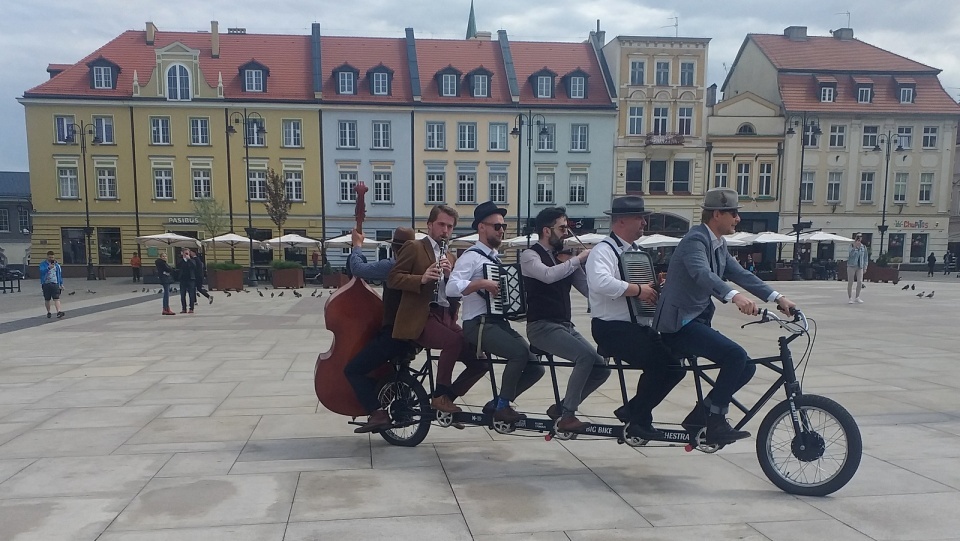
[263,233,323,250]
[449,233,479,248]
[725,231,757,244]
[504,235,537,248]
[202,233,256,248]
[323,233,380,249]
[750,232,797,244]
[800,231,855,243]
[638,234,682,248]
[378,232,428,246]
[564,232,608,246]
[137,232,201,248]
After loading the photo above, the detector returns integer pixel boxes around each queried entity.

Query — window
[919,173,933,203]
[677,107,692,136]
[714,162,728,188]
[426,122,445,150]
[829,125,845,148]
[150,117,170,145]
[655,61,670,85]
[629,60,645,85]
[0,209,8,232]
[898,126,913,149]
[758,162,773,196]
[473,74,489,97]
[55,115,74,143]
[859,172,874,203]
[820,86,835,102]
[736,163,750,195]
[862,125,879,148]
[569,76,585,98]
[166,65,190,100]
[87,116,112,145]
[457,123,477,150]
[96,167,117,199]
[372,72,389,95]
[537,124,555,151]
[653,107,669,134]
[97,227,122,264]
[58,167,79,198]
[680,62,694,86]
[280,119,301,148]
[489,172,507,204]
[537,76,553,98]
[373,171,391,203]
[800,171,814,202]
[737,124,756,135]
[284,170,303,201]
[338,71,355,94]
[372,121,391,149]
[672,160,690,193]
[248,170,266,201]
[893,172,908,203]
[569,172,587,203]
[570,124,588,151]
[857,86,872,103]
[457,172,476,204]
[489,123,508,151]
[426,171,445,203]
[245,70,263,92]
[339,171,358,202]
[61,228,87,264]
[246,119,265,147]
[803,123,820,148]
[442,74,458,96]
[628,106,644,135]
[536,173,555,203]
[827,172,842,203]
[189,118,209,145]
[19,207,29,232]
[626,160,643,193]
[649,161,667,193]
[900,86,914,103]
[192,169,212,199]
[922,126,938,149]
[338,120,358,148]
[93,66,112,89]
[154,169,173,199]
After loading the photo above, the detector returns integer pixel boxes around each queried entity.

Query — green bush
[874,253,890,268]
[208,262,243,271]
[271,260,303,270]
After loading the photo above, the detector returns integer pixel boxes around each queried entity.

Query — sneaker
[848,299,854,304]
[209,297,214,305]
[56,312,65,319]
[430,395,462,414]
[855,298,864,303]
[47,312,52,319]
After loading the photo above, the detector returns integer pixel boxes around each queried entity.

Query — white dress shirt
[427,236,450,308]
[446,242,500,321]
[585,234,653,326]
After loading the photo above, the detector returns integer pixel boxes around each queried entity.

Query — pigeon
[243,289,250,293]
[142,287,147,292]
[225,292,232,297]
[311,290,317,297]
[258,290,264,297]
[926,291,935,298]
[916,291,924,298]
[132,290,139,293]
[278,291,284,297]
[86,289,96,294]
[271,292,275,298]
[293,291,301,298]
[911,284,915,290]
[68,291,76,296]
[901,284,909,290]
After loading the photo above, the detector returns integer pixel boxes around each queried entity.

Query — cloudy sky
[2,0,959,172]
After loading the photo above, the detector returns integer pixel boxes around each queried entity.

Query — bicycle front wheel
[756,394,862,496]
[376,371,432,447]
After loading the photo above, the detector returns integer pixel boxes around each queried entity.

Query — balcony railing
[645,133,685,146]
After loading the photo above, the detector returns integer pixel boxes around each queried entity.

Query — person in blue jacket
[38,250,65,319]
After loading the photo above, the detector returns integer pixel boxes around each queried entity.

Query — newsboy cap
[701,188,743,211]
[603,195,652,216]
[471,200,508,230]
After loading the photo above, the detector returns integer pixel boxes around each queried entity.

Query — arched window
[737,123,756,135]
[166,65,191,100]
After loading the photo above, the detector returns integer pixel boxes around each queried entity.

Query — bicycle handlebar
[741,308,808,333]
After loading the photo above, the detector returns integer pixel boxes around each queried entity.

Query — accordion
[620,250,658,323]
[482,263,526,320]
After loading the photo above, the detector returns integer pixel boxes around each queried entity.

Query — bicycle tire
[376,370,432,447]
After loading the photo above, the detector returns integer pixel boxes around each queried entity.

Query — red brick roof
[320,36,412,103]
[414,38,513,105]
[510,41,612,107]
[751,33,938,73]
[779,73,960,115]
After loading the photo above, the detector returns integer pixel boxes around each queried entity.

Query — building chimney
[706,83,717,107]
[783,26,807,41]
[211,21,220,58]
[146,21,157,45]
[832,28,854,41]
[473,30,493,40]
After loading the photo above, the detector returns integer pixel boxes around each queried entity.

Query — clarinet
[433,238,447,303]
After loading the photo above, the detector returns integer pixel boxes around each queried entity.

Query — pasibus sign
[167,217,199,225]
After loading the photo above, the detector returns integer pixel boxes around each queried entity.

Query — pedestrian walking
[176,248,197,313]
[944,251,952,275]
[191,250,213,304]
[130,252,142,282]
[927,252,936,277]
[38,251,65,319]
[155,252,175,315]
[846,234,868,304]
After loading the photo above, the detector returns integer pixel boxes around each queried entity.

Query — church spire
[465,0,477,39]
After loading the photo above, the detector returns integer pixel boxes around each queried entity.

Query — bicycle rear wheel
[376,371,431,447]
[756,394,862,496]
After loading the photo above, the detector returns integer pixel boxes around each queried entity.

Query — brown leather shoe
[354,409,391,433]
[431,395,462,414]
[546,403,562,421]
[493,406,526,423]
[556,415,591,432]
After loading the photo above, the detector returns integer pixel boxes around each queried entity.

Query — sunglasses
[722,209,739,217]
[482,222,507,231]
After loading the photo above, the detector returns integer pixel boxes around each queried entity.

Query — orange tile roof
[750,33,938,73]
[779,73,960,115]
[509,41,612,107]
[320,36,412,103]
[414,38,513,105]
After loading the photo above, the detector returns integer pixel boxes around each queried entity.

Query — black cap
[471,200,508,230]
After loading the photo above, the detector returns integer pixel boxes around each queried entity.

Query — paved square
[0,273,958,539]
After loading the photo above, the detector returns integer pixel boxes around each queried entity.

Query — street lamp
[66,121,101,280]
[226,109,266,287]
[873,131,904,257]
[785,113,821,280]
[511,111,548,247]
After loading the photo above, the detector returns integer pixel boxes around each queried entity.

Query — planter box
[864,265,900,284]
[321,272,350,288]
[208,268,244,291]
[774,267,793,281]
[272,267,304,289]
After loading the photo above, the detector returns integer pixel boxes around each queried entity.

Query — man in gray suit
[654,188,796,444]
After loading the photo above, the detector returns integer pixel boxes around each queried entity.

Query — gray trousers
[463,316,543,402]
[527,319,610,416]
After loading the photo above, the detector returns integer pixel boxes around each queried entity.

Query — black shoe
[626,423,662,440]
[47,312,52,319]
[481,399,497,416]
[681,403,708,434]
[546,403,562,421]
[56,312,65,319]
[613,405,630,423]
[705,413,750,444]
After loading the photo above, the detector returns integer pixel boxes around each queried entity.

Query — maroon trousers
[416,304,488,398]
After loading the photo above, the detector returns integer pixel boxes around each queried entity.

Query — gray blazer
[654,224,774,334]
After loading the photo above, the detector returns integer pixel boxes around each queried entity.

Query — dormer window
[814,75,837,103]
[900,86,914,103]
[530,68,557,99]
[820,86,835,102]
[562,69,589,99]
[86,57,120,90]
[466,67,493,98]
[239,60,270,93]
[333,63,360,95]
[366,64,394,96]
[857,85,872,103]
[166,64,191,100]
[435,66,462,97]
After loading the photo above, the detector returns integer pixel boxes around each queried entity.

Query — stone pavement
[1,274,959,540]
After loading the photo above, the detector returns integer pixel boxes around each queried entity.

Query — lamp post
[785,113,821,280]
[67,121,101,280]
[511,111,547,247]
[227,109,266,287]
[873,131,904,257]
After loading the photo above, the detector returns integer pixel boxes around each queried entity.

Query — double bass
[314,182,385,416]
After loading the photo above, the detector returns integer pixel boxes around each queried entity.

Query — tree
[192,197,228,262]
[263,168,292,260]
